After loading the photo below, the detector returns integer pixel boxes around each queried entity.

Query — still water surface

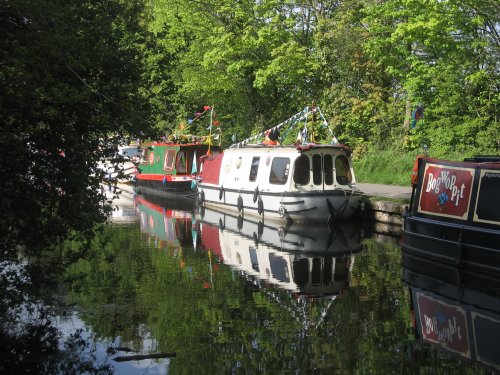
[30,189,499,373]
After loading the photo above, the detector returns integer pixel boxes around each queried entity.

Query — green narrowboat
[135,141,221,197]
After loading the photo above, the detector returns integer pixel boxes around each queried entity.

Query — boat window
[335,155,352,185]
[293,155,310,185]
[324,154,334,185]
[249,157,260,182]
[312,154,322,185]
[269,157,290,185]
[176,150,187,173]
[163,150,176,171]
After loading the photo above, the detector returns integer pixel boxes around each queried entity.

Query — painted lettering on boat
[416,292,470,357]
[425,170,465,207]
[423,314,463,343]
[418,163,475,219]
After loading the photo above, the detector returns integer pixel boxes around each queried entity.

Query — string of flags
[168,105,222,146]
[187,105,221,129]
[231,105,338,147]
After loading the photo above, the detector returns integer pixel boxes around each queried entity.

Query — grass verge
[353,149,417,186]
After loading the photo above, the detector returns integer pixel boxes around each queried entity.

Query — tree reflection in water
[0,199,492,374]
[0,258,113,375]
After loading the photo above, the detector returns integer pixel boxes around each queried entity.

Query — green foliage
[353,148,419,185]
[361,0,500,155]
[0,0,156,257]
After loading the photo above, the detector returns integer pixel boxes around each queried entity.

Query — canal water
[4,187,496,374]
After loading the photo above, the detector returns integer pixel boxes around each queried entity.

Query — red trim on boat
[136,174,194,181]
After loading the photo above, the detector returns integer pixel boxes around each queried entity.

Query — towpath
[357,183,412,200]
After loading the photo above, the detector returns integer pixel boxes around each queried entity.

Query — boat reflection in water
[197,207,363,297]
[135,191,364,301]
[403,251,500,371]
[135,193,197,248]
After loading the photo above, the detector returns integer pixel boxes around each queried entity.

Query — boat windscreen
[293,155,310,185]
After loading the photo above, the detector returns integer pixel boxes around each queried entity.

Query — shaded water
[2,188,497,374]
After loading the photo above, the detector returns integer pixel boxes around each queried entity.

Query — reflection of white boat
[198,207,362,297]
[198,207,363,255]
[200,208,362,255]
[403,252,500,370]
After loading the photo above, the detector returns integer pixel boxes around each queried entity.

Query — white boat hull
[198,184,362,224]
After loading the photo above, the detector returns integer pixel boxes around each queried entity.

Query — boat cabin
[199,143,361,223]
[136,142,221,194]
[200,143,356,193]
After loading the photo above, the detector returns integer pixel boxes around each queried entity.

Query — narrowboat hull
[135,142,221,198]
[198,144,363,224]
[135,175,197,197]
[199,185,362,224]
[402,156,500,274]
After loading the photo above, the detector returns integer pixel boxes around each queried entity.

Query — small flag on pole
[191,151,197,189]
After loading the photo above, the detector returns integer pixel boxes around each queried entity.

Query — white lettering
[426,173,434,192]
[425,169,467,206]
[423,313,464,344]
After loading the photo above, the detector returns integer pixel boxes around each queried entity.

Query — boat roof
[422,156,500,168]
[141,141,218,148]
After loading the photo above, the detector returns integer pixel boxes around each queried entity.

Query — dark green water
[2,191,494,374]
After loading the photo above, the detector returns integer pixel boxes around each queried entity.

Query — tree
[146,0,325,144]
[0,0,155,257]
[362,0,500,156]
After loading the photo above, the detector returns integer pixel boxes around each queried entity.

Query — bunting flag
[191,150,197,174]
[232,105,339,147]
[191,150,197,189]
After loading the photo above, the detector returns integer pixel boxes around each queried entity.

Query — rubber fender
[257,198,264,215]
[257,220,264,237]
[237,195,243,212]
[198,190,205,207]
[278,206,286,218]
[253,187,259,203]
[219,186,224,200]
